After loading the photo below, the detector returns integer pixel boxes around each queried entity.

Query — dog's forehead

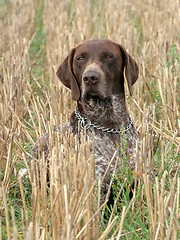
[74,39,119,55]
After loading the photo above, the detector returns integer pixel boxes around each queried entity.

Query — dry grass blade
[2,184,11,239]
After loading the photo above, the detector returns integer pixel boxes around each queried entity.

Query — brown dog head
[57,39,138,101]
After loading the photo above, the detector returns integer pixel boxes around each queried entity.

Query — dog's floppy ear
[56,48,80,101]
[118,45,139,96]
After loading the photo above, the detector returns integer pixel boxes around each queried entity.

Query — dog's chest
[71,114,137,177]
[70,95,138,178]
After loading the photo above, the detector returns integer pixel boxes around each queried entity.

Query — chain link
[75,109,132,134]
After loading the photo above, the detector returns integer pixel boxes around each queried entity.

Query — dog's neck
[76,94,129,129]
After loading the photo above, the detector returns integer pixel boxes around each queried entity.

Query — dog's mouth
[83,91,112,105]
[85,91,104,101]
[87,90,99,97]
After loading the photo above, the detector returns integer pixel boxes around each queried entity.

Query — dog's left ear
[118,45,139,96]
[56,48,80,101]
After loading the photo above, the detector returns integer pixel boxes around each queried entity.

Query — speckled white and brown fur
[70,94,138,193]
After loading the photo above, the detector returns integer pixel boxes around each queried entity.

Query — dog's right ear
[118,44,139,96]
[56,48,80,101]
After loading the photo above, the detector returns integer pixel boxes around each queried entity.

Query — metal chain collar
[74,109,133,134]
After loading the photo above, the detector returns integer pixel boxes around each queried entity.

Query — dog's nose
[83,71,99,85]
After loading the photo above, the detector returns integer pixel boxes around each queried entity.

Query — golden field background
[0,0,179,239]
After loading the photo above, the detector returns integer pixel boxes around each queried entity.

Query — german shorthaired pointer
[56,39,139,194]
[34,39,139,199]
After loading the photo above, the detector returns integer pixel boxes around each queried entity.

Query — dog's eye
[76,56,84,62]
[106,54,113,60]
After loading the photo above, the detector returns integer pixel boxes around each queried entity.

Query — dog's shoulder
[33,122,70,157]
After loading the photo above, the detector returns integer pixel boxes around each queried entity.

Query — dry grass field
[0,0,179,239]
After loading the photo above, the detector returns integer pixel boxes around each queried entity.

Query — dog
[34,39,139,201]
